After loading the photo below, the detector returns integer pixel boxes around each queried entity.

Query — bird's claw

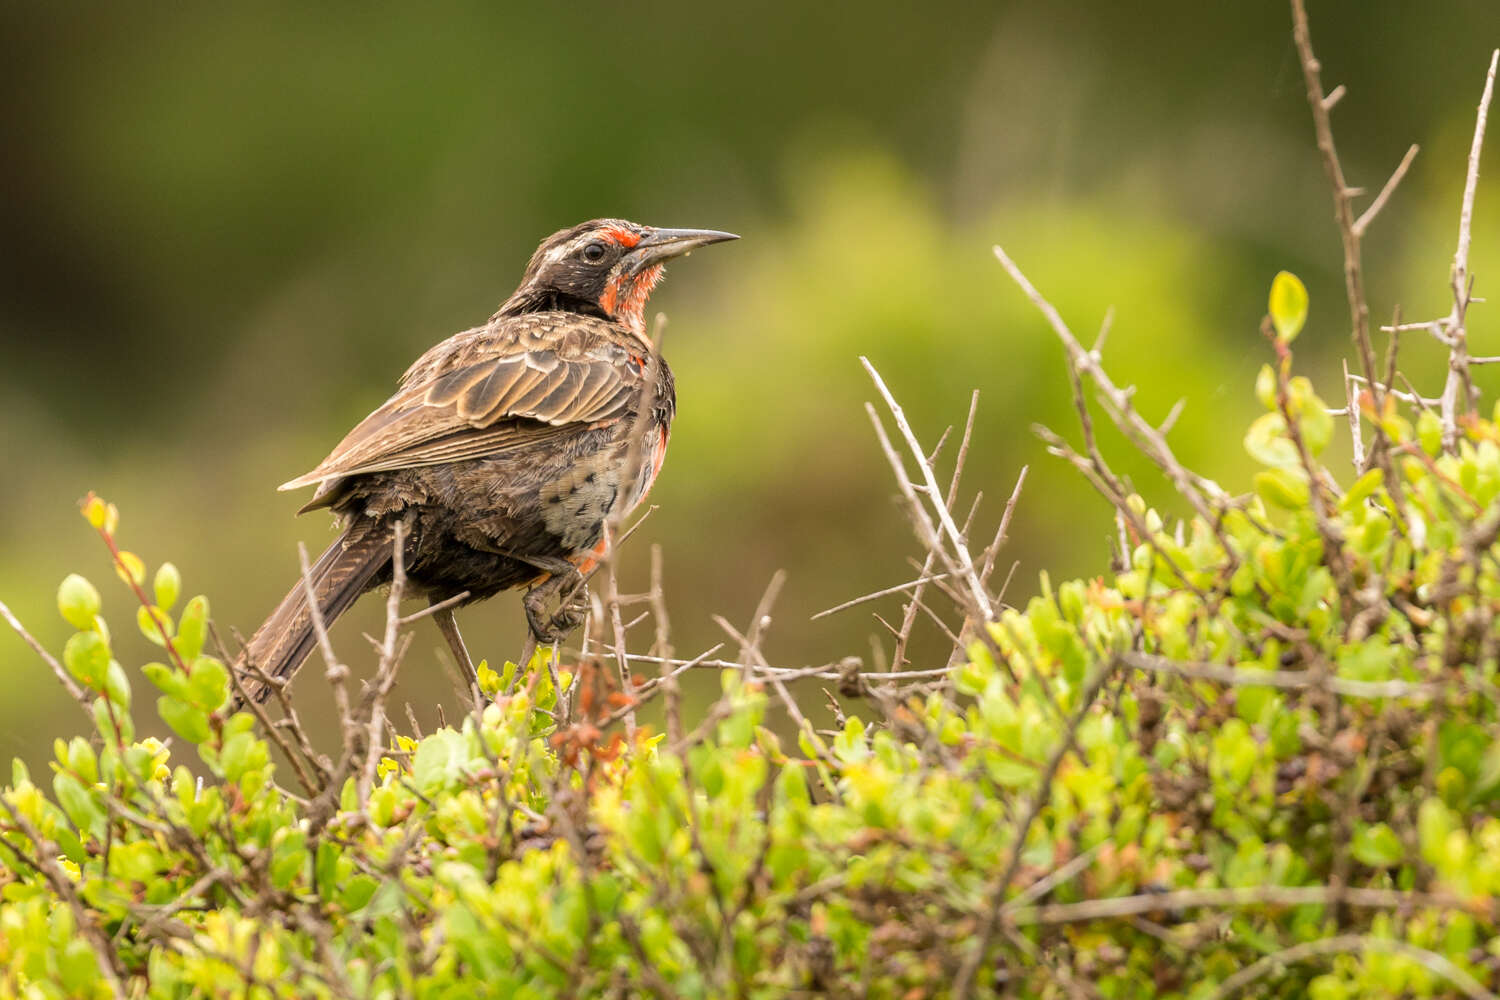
[523,583,588,643]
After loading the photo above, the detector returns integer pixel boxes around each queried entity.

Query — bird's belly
[346,422,668,600]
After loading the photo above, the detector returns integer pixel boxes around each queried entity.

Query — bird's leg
[432,605,476,681]
[518,555,589,642]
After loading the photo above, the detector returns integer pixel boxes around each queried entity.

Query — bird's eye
[581,242,607,263]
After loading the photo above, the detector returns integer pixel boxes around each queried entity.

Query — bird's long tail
[233,523,394,706]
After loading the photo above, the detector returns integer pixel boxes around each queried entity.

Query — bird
[233,219,737,704]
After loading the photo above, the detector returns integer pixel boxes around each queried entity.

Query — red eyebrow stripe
[601,226,642,248]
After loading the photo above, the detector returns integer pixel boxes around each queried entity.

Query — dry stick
[596,643,725,730]
[601,525,637,738]
[594,649,915,683]
[230,622,334,776]
[648,544,681,745]
[226,656,322,797]
[297,541,352,732]
[894,392,978,665]
[358,520,410,806]
[1289,0,1388,394]
[1439,49,1499,450]
[1353,144,1421,238]
[397,589,469,627]
[1002,843,1105,913]
[1209,934,1498,1000]
[1122,651,1436,699]
[992,246,1225,537]
[893,390,982,668]
[744,567,785,655]
[1267,326,1360,614]
[980,466,1029,590]
[864,402,986,633]
[588,314,670,734]
[1010,885,1464,927]
[862,359,994,621]
[0,598,91,712]
[809,572,960,621]
[1341,359,1365,474]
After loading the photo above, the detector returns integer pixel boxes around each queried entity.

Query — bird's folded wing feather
[279,340,646,491]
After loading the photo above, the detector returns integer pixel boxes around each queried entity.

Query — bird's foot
[523,581,588,643]
[546,593,588,638]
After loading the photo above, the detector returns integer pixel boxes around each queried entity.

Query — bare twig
[992,245,1225,532]
[1353,144,1420,237]
[1209,934,1498,1000]
[1439,49,1499,450]
[1009,885,1467,927]
[0,597,91,712]
[1289,0,1381,389]
[810,572,959,622]
[862,359,994,621]
[1122,651,1437,699]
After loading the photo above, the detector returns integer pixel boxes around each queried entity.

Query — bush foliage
[3,10,1499,1000]
[4,286,1500,997]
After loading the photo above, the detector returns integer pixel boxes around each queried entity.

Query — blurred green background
[2,2,1497,763]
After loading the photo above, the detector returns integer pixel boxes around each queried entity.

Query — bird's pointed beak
[626,227,739,274]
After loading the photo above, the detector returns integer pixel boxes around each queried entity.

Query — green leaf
[271,830,309,890]
[52,772,102,833]
[1254,364,1277,410]
[142,661,189,699]
[158,695,211,744]
[63,631,110,689]
[103,660,131,709]
[1351,822,1403,867]
[176,596,210,661]
[93,696,134,745]
[137,605,174,647]
[1340,468,1385,510]
[187,656,230,711]
[56,574,101,630]
[114,550,147,588]
[1417,408,1443,456]
[57,938,100,996]
[153,562,182,611]
[1254,468,1309,510]
[412,728,467,794]
[1298,394,1335,457]
[475,660,501,697]
[1244,413,1300,469]
[1268,270,1308,342]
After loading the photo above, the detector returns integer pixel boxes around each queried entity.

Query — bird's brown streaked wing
[279,349,642,491]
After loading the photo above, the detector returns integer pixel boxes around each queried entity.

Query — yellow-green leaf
[1254,468,1310,510]
[114,551,146,588]
[154,562,182,611]
[1268,270,1308,343]
[56,574,101,631]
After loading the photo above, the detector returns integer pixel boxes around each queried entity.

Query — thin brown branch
[1210,934,1498,1000]
[1010,885,1468,927]
[1289,0,1381,388]
[1352,143,1420,237]
[0,597,92,712]
[1439,49,1499,450]
[861,358,994,620]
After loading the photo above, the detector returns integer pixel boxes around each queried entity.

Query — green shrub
[3,9,1499,999]
[5,289,1500,996]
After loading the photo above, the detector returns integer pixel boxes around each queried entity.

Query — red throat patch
[598,264,664,335]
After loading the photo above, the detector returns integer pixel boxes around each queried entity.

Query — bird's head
[498,219,737,336]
